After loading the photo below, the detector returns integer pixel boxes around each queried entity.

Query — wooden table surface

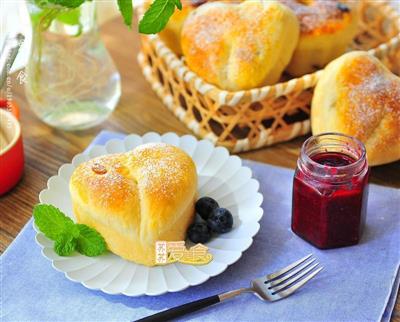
[1,17,399,321]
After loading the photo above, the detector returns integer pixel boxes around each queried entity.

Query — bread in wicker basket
[138,0,400,152]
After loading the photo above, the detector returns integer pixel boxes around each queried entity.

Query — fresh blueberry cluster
[187,197,233,244]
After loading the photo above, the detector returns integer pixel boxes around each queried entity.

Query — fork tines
[264,254,323,300]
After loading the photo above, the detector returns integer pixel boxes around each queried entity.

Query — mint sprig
[55,233,77,256]
[33,0,182,34]
[76,224,107,257]
[139,0,182,34]
[33,0,85,9]
[117,0,133,28]
[33,204,78,240]
[33,204,107,257]
[50,0,85,8]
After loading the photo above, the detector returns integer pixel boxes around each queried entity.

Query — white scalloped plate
[34,132,264,296]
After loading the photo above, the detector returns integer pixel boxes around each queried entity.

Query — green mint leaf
[54,233,77,256]
[47,0,85,9]
[33,204,77,241]
[76,224,107,257]
[56,8,83,36]
[33,204,107,258]
[174,0,182,10]
[117,0,133,27]
[56,8,80,25]
[33,0,53,9]
[139,0,178,34]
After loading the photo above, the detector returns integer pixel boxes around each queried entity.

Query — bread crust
[70,143,198,266]
[311,51,400,166]
[158,1,194,55]
[282,0,359,76]
[181,0,300,90]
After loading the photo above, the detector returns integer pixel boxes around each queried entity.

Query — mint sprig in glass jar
[25,0,121,130]
[292,133,370,249]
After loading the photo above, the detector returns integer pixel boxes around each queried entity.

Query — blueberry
[337,2,350,12]
[187,223,212,244]
[195,197,219,220]
[191,0,207,7]
[207,208,233,234]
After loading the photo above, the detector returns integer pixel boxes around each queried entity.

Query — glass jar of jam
[292,133,369,249]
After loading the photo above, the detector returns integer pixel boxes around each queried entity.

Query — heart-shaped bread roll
[181,0,300,91]
[311,51,400,166]
[157,0,243,55]
[70,143,197,266]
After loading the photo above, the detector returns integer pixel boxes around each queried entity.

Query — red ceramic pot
[0,100,24,195]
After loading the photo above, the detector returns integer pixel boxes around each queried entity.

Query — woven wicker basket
[138,0,400,152]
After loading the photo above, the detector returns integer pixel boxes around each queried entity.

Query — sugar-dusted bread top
[312,51,400,166]
[69,143,198,265]
[181,0,300,90]
[280,0,356,35]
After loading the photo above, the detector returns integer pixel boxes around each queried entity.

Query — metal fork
[135,254,323,322]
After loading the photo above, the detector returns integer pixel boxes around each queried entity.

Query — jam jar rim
[299,132,368,183]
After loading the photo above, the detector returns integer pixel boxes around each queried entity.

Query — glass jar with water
[25,1,121,130]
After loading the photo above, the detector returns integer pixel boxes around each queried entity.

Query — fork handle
[134,288,251,322]
[135,295,220,322]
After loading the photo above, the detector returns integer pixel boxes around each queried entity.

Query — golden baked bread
[181,0,300,91]
[157,1,195,55]
[311,51,400,166]
[157,0,242,55]
[281,0,359,77]
[69,143,197,266]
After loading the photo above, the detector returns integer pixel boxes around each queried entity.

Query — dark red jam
[311,152,355,167]
[292,134,369,249]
